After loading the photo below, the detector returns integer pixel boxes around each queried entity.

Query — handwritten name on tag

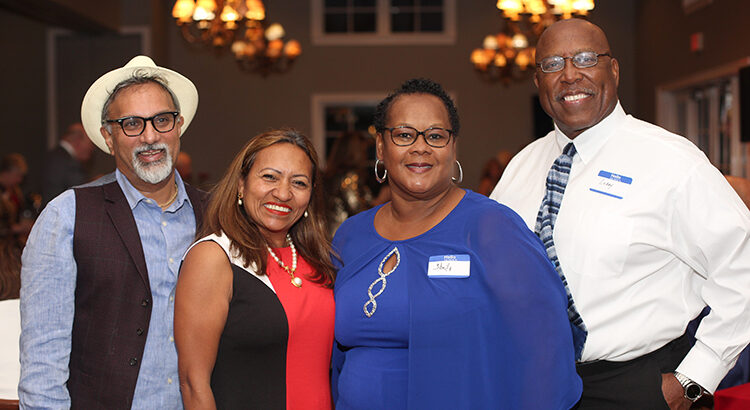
[589,170,632,199]
[427,254,470,278]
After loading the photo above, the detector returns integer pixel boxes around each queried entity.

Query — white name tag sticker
[589,170,633,199]
[427,254,470,278]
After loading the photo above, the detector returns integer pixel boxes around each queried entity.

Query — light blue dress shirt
[19,170,196,409]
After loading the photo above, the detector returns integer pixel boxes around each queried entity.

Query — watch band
[674,372,705,402]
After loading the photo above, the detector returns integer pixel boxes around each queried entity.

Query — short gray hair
[100,72,181,132]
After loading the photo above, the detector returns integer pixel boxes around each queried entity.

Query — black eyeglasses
[536,51,611,73]
[385,126,454,148]
[105,111,180,137]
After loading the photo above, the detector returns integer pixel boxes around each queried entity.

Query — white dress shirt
[491,102,750,393]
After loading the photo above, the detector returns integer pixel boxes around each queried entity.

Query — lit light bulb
[284,40,302,58]
[220,5,240,23]
[194,0,217,20]
[172,0,196,23]
[245,0,266,20]
[494,54,507,67]
[511,33,528,49]
[265,23,285,41]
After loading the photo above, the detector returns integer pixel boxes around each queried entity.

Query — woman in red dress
[175,129,335,409]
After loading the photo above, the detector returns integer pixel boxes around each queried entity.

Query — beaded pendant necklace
[267,234,302,288]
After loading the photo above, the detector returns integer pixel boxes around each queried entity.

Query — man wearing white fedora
[19,56,207,409]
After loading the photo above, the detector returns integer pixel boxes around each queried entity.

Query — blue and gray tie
[534,142,587,360]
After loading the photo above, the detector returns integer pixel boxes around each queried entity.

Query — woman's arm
[175,241,233,410]
[473,206,583,409]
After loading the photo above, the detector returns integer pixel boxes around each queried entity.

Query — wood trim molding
[657,57,750,92]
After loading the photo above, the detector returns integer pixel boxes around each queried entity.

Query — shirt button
[169,336,174,343]
[169,258,174,264]
[169,296,174,302]
[141,298,150,307]
[162,221,167,227]
[129,358,138,366]
[136,328,144,336]
[167,377,173,384]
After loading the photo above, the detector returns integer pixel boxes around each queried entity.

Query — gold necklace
[267,234,302,288]
[157,182,178,208]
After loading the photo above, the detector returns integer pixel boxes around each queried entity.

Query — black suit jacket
[42,145,87,206]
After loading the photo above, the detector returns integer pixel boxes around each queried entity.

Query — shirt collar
[115,168,191,211]
[553,100,626,164]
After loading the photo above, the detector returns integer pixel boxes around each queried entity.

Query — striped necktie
[534,142,587,360]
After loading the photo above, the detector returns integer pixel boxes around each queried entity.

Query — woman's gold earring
[237,193,243,206]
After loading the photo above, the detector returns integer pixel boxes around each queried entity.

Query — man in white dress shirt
[491,19,750,409]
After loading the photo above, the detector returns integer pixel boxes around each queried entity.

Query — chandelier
[172,0,301,76]
[471,0,595,84]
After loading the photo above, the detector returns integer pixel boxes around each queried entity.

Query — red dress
[201,232,335,410]
[266,246,335,410]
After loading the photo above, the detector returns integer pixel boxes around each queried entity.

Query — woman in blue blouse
[332,78,582,409]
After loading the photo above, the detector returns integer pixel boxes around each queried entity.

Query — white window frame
[46,26,150,149]
[311,0,456,46]
[657,57,750,177]
[310,92,386,165]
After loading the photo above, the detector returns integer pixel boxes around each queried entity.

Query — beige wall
[635,0,750,122]
[1,0,636,194]
[166,0,637,190]
[0,8,48,193]
[50,0,120,30]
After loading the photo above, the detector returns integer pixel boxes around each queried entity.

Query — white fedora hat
[80,55,199,153]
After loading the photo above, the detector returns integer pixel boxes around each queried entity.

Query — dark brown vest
[69,174,206,409]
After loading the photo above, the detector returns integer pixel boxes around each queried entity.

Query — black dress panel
[210,263,289,409]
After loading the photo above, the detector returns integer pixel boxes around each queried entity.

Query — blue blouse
[332,190,582,409]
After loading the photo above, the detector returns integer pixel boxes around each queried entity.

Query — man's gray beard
[132,143,174,184]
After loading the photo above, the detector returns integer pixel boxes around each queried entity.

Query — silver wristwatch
[674,372,705,402]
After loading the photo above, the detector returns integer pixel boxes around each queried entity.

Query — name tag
[427,254,470,278]
[589,170,632,199]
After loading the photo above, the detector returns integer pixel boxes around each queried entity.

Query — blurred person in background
[42,123,95,207]
[0,154,24,403]
[0,153,32,243]
[0,233,21,404]
[477,149,513,196]
[175,151,193,185]
[323,130,375,235]
[0,155,28,404]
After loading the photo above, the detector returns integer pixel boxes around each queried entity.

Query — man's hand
[662,373,692,410]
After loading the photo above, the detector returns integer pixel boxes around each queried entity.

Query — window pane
[325,13,349,32]
[353,106,375,130]
[318,0,451,40]
[326,107,348,131]
[419,12,443,31]
[391,12,415,32]
[353,12,376,32]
